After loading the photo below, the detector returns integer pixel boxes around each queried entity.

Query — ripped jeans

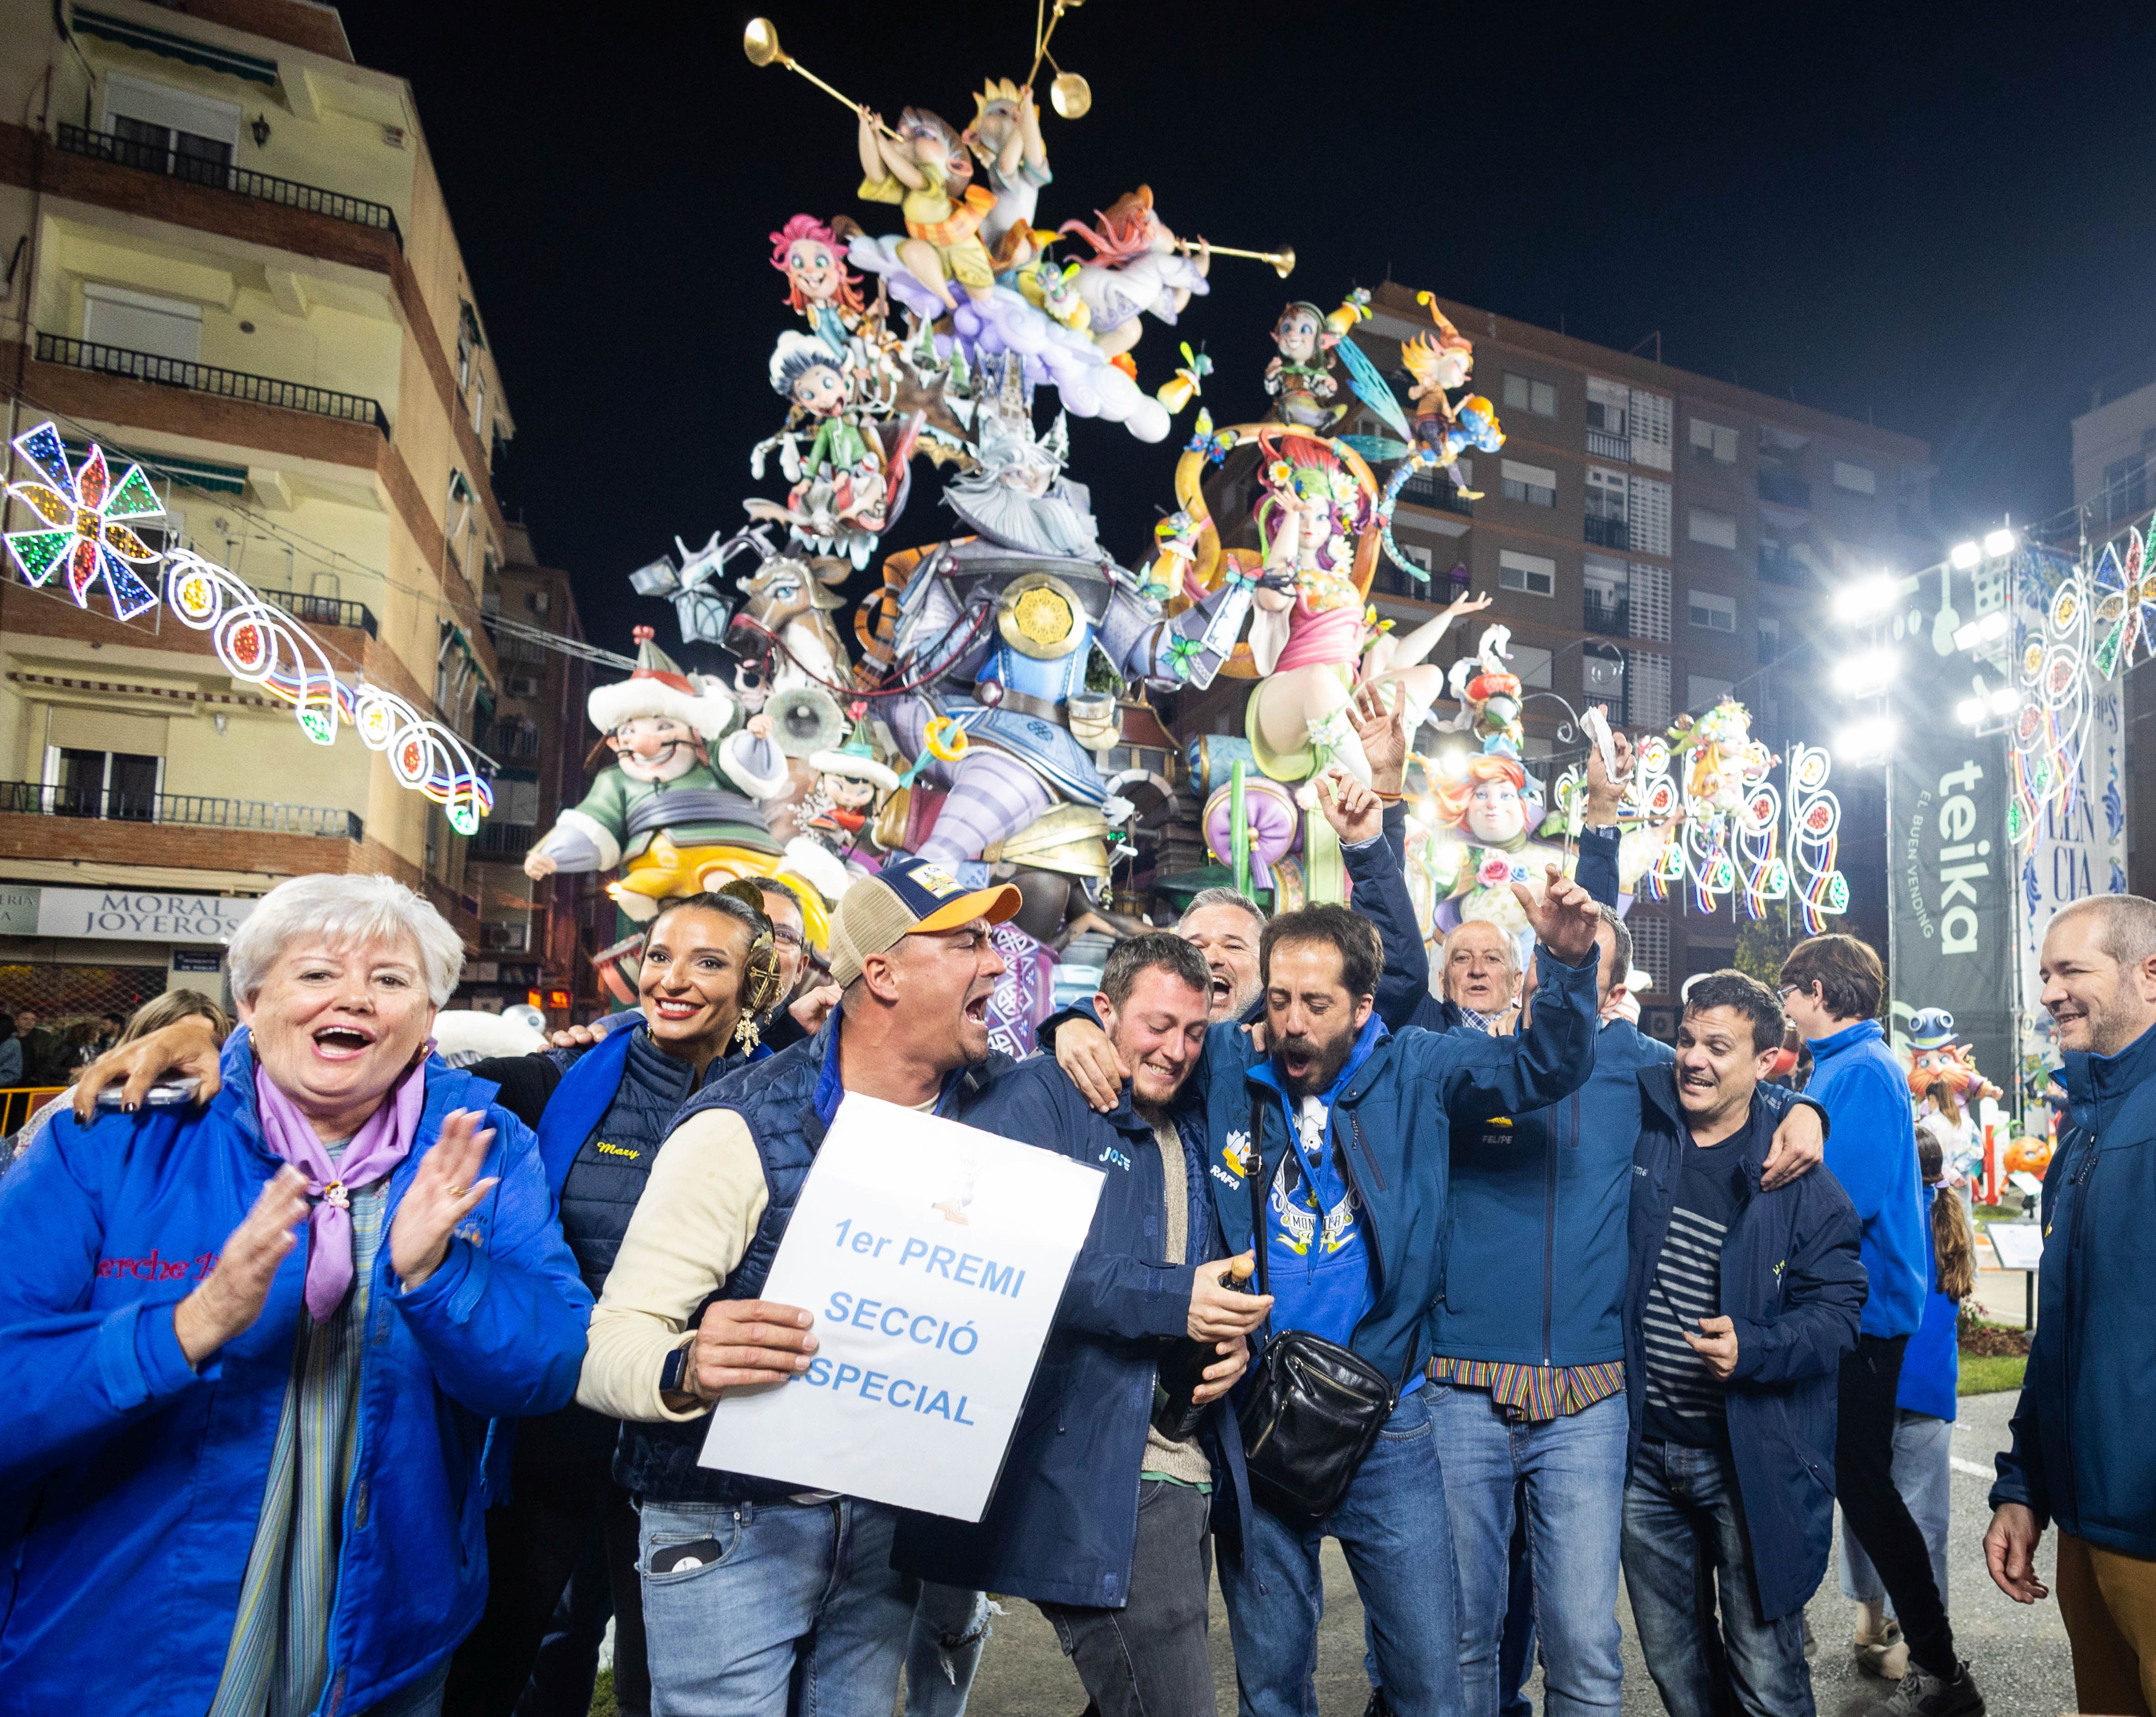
[905,1582,994,1717]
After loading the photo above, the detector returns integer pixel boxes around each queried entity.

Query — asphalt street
[950,1387,2075,1717]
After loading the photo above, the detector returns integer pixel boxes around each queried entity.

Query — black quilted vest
[556,1032,739,1299]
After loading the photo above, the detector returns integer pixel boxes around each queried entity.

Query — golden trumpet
[1026,0,1090,119]
[1185,243,1296,280]
[743,18,900,139]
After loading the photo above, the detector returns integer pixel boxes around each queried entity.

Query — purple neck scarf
[253,1044,431,1321]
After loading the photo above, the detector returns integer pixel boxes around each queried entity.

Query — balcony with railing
[1758,466,1811,510]
[476,719,542,763]
[53,122,402,243]
[1586,428,1631,463]
[471,821,537,860]
[33,334,389,435]
[256,588,379,637]
[1394,468,1474,516]
[1583,591,1630,636]
[0,780,361,838]
[1584,515,1630,550]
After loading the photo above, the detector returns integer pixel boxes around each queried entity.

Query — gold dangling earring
[734,1011,762,1052]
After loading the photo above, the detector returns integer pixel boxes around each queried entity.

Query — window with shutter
[1688,506,1738,549]
[1629,477,1672,556]
[1498,551,1557,597]
[1689,417,1738,464]
[1688,674,1733,710]
[1627,564,1672,641]
[1502,373,1558,418]
[1630,390,1674,470]
[1629,916,1670,995]
[1624,649,1671,725]
[1502,459,1558,506]
[1688,590,1737,632]
[1832,460,1876,495]
[1511,644,1554,688]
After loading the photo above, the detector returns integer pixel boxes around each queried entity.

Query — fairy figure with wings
[1334,291,1508,584]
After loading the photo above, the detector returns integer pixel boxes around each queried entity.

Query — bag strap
[1248,1090,1272,1300]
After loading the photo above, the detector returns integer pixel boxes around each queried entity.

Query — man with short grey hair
[1175,887,1267,1022]
[1988,892,2156,1717]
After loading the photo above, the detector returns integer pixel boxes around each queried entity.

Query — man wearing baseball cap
[577,856,1021,1717]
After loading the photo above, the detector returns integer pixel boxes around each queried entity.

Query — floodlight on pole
[1950,541,1982,570]
[1831,648,1899,697]
[1835,720,1896,764]
[1956,697,1985,725]
[1989,687,2021,715]
[1832,573,1902,624]
[1983,527,2019,558]
[1952,611,2011,651]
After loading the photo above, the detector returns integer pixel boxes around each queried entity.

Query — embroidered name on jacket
[97,1247,218,1281]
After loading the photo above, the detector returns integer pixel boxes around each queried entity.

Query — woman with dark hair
[79,888,789,1717]
[0,1012,20,1090]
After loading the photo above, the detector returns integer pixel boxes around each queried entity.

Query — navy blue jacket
[1625,1065,1865,1621]
[895,1056,1251,1607]
[1990,1018,2156,1557]
[0,1030,590,1716]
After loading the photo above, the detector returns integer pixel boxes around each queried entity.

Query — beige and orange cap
[827,855,1021,989]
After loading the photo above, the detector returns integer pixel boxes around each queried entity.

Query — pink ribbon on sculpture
[1204,780,1300,891]
[252,1037,432,1321]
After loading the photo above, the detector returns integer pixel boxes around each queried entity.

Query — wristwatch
[660,1343,692,1399]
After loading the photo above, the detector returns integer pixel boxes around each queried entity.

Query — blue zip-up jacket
[1989,1018,2156,1557]
[894,1056,1252,1607]
[0,1028,591,1716]
[1625,1065,1865,1621]
[1201,941,1601,1393]
[1807,1018,1926,1338]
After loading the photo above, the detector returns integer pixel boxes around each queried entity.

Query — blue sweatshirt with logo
[1807,1018,1926,1339]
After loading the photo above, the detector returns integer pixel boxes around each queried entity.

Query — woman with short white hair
[0,871,590,1717]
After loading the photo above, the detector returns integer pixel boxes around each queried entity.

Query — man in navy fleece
[1780,934,1984,1717]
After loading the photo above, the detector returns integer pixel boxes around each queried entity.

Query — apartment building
[1346,282,1935,1017]
[0,0,513,1014]
[462,525,609,1021]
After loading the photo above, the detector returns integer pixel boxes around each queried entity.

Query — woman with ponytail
[1837,1118,1977,1681]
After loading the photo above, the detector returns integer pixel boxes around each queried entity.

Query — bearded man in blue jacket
[1203,806,1607,1717]
[1988,893,2156,1717]
[0,874,591,1717]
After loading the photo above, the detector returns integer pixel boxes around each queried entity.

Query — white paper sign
[1988,1222,2045,1272]
[700,1092,1105,1520]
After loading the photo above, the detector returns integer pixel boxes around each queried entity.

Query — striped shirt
[209,1146,384,1717]
[1428,1356,1626,1421]
[1641,1139,1743,1446]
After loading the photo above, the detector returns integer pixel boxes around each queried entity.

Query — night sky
[350,0,2156,646]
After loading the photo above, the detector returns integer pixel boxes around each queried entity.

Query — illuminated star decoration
[5,421,163,620]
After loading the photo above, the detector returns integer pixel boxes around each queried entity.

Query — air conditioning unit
[503,674,542,699]
[481,920,531,953]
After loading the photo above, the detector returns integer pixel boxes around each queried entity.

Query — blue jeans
[1429,1383,1626,1717]
[1621,1440,1815,1717]
[638,1496,922,1717]
[1220,1390,1464,1717]
[905,1582,992,1717]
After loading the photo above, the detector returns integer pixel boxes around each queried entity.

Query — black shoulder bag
[1235,1094,1400,1529]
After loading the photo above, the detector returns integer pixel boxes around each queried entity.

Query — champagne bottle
[1151,1254,1257,1442]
